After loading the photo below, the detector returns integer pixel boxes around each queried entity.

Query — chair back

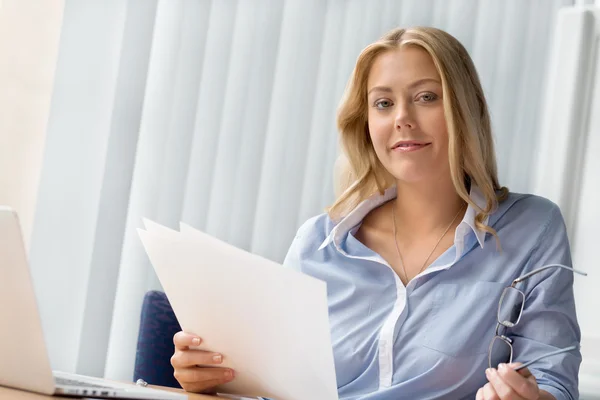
[134,290,181,388]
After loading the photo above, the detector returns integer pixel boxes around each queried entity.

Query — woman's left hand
[476,363,541,400]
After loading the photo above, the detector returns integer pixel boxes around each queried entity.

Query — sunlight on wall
[0,0,64,249]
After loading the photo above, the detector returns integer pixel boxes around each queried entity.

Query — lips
[391,140,431,152]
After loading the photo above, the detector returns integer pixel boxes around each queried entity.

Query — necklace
[391,202,465,283]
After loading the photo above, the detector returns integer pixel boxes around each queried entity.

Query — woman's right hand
[171,331,235,393]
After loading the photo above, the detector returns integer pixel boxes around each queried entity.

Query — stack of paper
[138,220,338,400]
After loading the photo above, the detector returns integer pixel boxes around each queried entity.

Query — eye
[374,99,393,109]
[417,92,439,103]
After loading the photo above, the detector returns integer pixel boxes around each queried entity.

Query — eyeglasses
[488,263,587,371]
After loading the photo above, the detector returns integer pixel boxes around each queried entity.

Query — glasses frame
[488,263,587,371]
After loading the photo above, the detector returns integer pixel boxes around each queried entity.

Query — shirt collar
[318,185,489,251]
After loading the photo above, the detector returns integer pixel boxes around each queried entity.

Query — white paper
[138,220,338,400]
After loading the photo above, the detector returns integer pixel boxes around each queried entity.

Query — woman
[170,27,582,400]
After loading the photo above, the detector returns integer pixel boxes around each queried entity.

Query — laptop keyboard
[55,376,116,389]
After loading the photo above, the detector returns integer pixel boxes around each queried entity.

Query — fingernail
[192,337,201,346]
[485,368,492,377]
[224,370,233,379]
[498,363,506,370]
[213,354,222,363]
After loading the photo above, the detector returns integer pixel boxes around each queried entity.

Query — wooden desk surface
[0,383,218,400]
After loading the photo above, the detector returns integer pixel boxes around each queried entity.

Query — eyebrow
[367,78,441,96]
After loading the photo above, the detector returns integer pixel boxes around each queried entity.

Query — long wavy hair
[328,27,508,239]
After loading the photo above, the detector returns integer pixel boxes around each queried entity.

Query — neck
[393,175,466,237]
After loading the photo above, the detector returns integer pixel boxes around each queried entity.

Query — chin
[386,160,448,186]
[395,177,428,185]
[389,170,428,185]
[388,165,428,184]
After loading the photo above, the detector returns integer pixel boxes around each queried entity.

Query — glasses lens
[489,336,512,369]
[498,287,525,327]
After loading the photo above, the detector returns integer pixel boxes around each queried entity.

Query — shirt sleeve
[511,205,582,400]
[283,230,304,272]
[282,213,326,272]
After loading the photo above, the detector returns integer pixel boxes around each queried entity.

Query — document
[138,220,338,400]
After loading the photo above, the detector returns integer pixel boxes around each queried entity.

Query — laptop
[0,206,187,400]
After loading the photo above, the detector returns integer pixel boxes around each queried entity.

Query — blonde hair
[328,27,508,240]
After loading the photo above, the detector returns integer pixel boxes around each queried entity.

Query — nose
[395,103,414,130]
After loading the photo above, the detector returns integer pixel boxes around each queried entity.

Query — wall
[0,0,64,249]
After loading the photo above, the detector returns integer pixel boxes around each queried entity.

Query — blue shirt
[283,186,581,400]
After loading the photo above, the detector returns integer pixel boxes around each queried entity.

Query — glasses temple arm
[513,345,579,372]
[513,264,588,285]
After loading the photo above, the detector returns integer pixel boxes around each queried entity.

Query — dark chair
[134,290,182,388]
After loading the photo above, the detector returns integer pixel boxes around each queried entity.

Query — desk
[0,384,217,400]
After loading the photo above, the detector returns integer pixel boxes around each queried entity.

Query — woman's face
[366,46,449,185]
